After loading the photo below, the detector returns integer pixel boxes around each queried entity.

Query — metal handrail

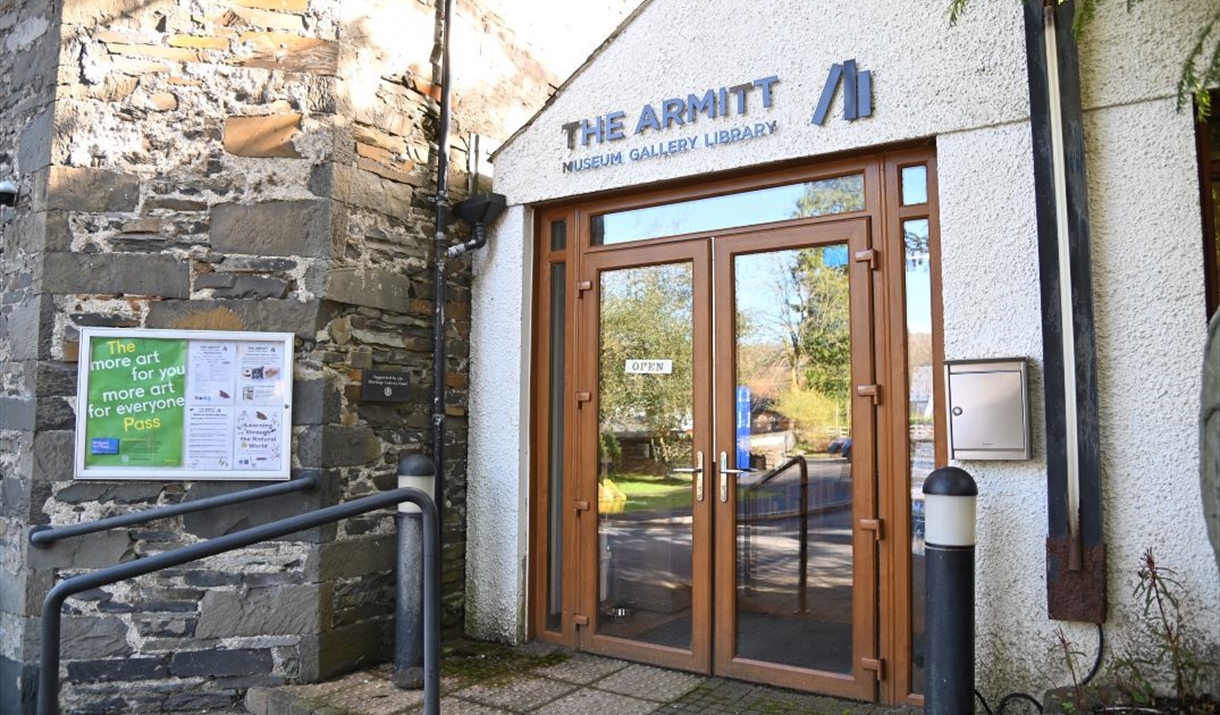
[741,456,809,614]
[746,455,808,493]
[29,472,321,547]
[38,486,440,715]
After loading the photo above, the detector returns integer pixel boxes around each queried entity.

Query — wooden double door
[574,217,881,699]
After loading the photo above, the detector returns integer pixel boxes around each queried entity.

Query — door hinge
[856,384,880,405]
[573,614,589,626]
[853,248,878,270]
[861,657,885,679]
[575,391,591,404]
[576,280,593,298]
[574,500,590,513]
[859,518,883,541]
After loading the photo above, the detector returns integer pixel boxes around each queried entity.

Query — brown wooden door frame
[710,218,880,700]
[529,146,943,704]
[574,239,714,673]
[877,148,942,706]
[528,208,576,647]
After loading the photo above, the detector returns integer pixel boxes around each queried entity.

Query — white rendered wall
[467,204,533,643]
[468,0,1220,694]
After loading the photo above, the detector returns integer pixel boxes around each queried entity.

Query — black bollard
[394,453,436,689]
[923,466,978,715]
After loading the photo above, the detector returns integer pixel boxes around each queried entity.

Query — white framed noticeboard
[74,328,294,481]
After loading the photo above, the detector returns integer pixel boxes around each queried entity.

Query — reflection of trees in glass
[792,175,865,218]
[904,219,931,273]
[599,264,694,468]
[746,247,851,450]
[789,249,851,426]
[904,225,929,256]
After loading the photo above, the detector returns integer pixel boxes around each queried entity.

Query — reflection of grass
[610,472,690,514]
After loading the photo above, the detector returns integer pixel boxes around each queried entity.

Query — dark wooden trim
[1198,93,1219,319]
[1024,0,1106,623]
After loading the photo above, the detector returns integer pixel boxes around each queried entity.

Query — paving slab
[531,687,658,715]
[434,697,515,715]
[594,663,705,702]
[529,653,628,685]
[449,675,577,712]
[242,641,919,715]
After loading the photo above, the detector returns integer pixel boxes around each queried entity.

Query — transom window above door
[591,174,866,246]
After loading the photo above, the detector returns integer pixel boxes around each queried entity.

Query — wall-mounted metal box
[945,358,1031,461]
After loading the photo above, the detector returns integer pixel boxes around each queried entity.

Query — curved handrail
[746,455,808,493]
[30,472,321,547]
[38,486,439,715]
[741,455,809,613]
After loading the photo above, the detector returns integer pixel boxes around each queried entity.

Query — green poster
[84,337,187,468]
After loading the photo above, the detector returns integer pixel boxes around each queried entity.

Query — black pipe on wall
[431,0,456,558]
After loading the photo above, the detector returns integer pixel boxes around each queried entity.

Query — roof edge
[489,0,656,163]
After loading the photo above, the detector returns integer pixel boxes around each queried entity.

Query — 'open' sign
[625,359,673,375]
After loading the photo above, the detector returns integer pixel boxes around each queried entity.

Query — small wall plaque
[361,369,414,403]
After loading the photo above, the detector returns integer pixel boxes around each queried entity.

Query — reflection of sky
[901,166,928,206]
[733,244,932,338]
[734,248,840,346]
[904,219,932,334]
[602,186,806,244]
[906,268,932,334]
[598,176,863,245]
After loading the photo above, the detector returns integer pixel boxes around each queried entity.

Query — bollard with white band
[923,466,978,715]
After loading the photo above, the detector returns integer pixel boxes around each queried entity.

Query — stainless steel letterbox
[945,358,1031,461]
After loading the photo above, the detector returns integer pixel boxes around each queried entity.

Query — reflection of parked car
[828,437,853,461]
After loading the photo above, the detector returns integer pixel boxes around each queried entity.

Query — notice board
[74,328,294,480]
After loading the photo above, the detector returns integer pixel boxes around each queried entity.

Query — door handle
[718,451,752,502]
[672,451,705,502]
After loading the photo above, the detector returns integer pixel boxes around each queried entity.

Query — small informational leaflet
[76,329,294,481]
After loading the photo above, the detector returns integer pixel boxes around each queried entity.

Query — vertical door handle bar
[719,451,751,502]
[672,451,705,501]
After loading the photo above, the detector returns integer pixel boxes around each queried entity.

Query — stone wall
[1,0,66,711]
[0,0,577,711]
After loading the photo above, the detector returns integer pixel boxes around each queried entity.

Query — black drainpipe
[431,0,456,556]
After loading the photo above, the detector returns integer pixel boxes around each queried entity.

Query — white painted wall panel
[466,204,533,642]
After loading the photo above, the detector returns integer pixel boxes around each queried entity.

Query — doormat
[636,612,853,674]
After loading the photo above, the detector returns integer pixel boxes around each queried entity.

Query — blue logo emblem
[812,60,872,126]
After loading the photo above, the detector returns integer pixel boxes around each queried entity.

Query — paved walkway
[243,641,912,715]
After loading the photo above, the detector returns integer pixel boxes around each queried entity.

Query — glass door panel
[579,242,712,673]
[596,262,695,647]
[903,217,934,693]
[713,220,877,700]
[732,245,855,674]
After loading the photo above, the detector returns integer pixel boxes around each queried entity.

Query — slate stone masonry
[0,0,560,711]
